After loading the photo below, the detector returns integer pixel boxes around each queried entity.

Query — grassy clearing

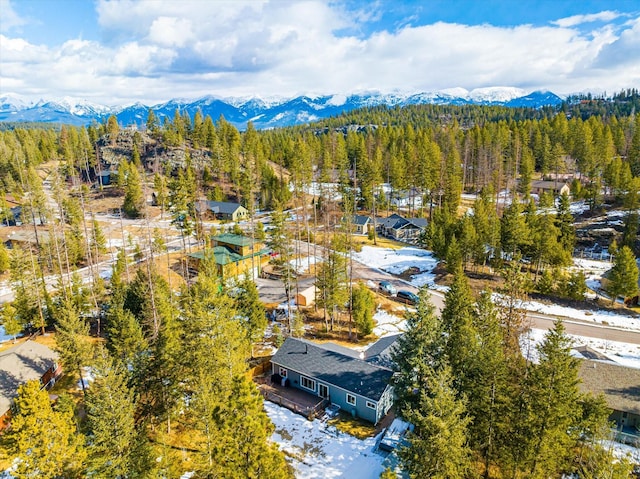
[328,412,377,439]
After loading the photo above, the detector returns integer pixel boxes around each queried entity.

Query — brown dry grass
[328,412,377,439]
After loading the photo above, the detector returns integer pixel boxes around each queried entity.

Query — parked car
[378,280,397,296]
[396,290,419,305]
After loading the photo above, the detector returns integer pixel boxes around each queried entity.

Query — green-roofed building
[189,233,268,279]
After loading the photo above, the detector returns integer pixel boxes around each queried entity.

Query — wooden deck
[257,378,328,420]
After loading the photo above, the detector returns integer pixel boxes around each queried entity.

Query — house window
[279,367,287,377]
[300,376,316,392]
[366,401,376,409]
[346,393,356,406]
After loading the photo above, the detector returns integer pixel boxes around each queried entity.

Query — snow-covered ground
[571,258,612,295]
[349,244,640,369]
[518,298,640,330]
[265,377,638,479]
[521,328,640,369]
[290,255,320,275]
[372,309,408,337]
[353,246,445,291]
[266,402,386,479]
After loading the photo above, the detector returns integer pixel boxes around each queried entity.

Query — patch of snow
[290,256,320,275]
[106,238,124,248]
[570,200,589,215]
[469,86,525,103]
[99,267,113,280]
[373,309,407,337]
[522,328,640,369]
[353,246,438,277]
[265,402,385,479]
[494,294,640,331]
[77,366,95,390]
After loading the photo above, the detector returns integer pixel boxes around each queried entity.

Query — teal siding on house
[271,338,396,424]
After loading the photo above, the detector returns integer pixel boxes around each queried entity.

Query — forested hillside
[0,93,638,478]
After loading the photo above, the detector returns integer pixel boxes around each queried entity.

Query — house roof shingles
[212,233,256,247]
[0,340,58,414]
[189,246,267,265]
[272,338,393,401]
[578,359,640,415]
[352,215,371,226]
[202,201,245,215]
[530,180,569,191]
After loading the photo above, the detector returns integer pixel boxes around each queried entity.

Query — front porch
[256,377,328,420]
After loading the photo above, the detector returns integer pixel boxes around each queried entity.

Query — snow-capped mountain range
[0,87,564,129]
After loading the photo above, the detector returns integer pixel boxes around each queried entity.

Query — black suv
[396,290,419,305]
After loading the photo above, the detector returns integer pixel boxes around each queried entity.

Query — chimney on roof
[305,344,308,354]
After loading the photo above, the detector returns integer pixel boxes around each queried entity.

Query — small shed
[295,285,317,307]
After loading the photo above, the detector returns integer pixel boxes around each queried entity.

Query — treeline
[2,95,640,222]
[422,188,639,301]
[389,271,634,478]
[562,88,640,120]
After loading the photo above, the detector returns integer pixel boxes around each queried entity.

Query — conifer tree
[441,267,478,393]
[201,375,292,478]
[122,161,146,218]
[537,269,555,295]
[469,291,510,478]
[85,350,154,478]
[573,396,633,478]
[106,305,148,368]
[91,217,107,255]
[315,248,349,332]
[390,287,444,414]
[1,380,86,478]
[525,321,581,478]
[236,277,267,344]
[0,240,9,272]
[399,366,472,479]
[181,260,251,466]
[268,204,296,321]
[1,302,22,342]
[54,298,92,391]
[608,245,639,304]
[106,115,120,145]
[500,201,530,258]
[555,193,576,253]
[351,282,376,338]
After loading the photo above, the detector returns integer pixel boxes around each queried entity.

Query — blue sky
[1,0,639,106]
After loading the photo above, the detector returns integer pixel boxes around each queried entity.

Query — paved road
[348,254,640,346]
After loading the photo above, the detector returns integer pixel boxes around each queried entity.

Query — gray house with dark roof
[377,214,427,243]
[196,200,249,222]
[352,215,372,235]
[270,337,395,424]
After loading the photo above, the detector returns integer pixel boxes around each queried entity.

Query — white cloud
[552,10,622,28]
[1,1,639,104]
[148,17,194,48]
[0,0,28,32]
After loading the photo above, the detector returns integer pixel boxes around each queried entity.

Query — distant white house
[388,187,424,208]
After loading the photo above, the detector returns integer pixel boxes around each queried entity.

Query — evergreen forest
[0,91,638,478]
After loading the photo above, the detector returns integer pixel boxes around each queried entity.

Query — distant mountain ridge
[0,88,564,129]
